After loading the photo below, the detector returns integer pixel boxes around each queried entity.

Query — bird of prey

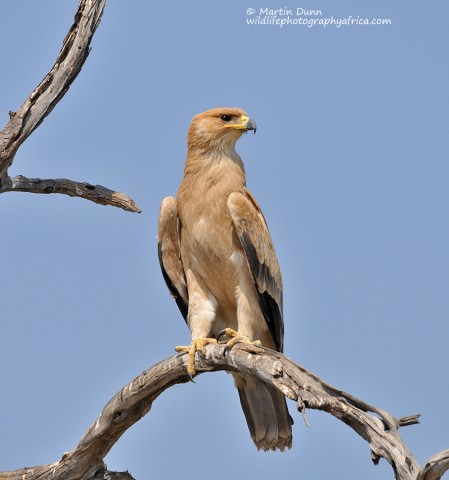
[157,107,293,451]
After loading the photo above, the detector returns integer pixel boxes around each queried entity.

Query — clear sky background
[1,1,448,479]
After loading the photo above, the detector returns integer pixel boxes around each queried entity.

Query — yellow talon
[218,328,262,350]
[175,337,217,376]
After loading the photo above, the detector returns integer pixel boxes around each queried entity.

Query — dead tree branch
[417,449,449,480]
[0,0,140,213]
[0,343,447,480]
[0,175,140,212]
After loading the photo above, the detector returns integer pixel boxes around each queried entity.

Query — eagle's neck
[178,147,246,216]
[185,143,245,178]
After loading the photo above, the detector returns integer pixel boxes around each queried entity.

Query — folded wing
[157,196,188,321]
[227,190,284,351]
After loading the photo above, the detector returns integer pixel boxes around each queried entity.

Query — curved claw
[217,327,240,343]
[217,328,232,343]
[175,338,217,376]
[216,328,262,355]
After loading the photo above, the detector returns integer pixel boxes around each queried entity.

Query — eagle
[157,107,293,451]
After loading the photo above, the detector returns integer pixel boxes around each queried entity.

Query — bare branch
[0,0,105,176]
[399,415,421,428]
[0,175,141,213]
[417,449,449,480]
[0,343,427,480]
[0,0,139,212]
[0,462,135,480]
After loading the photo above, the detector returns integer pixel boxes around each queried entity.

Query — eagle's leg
[176,338,218,376]
[217,327,262,350]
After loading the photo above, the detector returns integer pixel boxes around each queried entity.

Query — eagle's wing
[227,189,284,351]
[157,196,188,321]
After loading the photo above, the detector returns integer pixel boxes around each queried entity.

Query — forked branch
[0,0,139,213]
[0,343,447,480]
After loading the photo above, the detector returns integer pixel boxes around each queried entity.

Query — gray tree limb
[417,449,449,480]
[0,343,447,480]
[0,0,139,213]
[0,175,140,213]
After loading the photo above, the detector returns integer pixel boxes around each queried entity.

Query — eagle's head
[187,107,256,154]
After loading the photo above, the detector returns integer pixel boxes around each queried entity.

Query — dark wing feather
[157,196,188,321]
[227,190,284,351]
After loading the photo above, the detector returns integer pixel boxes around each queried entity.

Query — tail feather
[233,373,293,451]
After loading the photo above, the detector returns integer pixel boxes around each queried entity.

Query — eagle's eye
[219,114,232,122]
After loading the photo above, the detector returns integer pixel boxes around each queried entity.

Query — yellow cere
[224,115,250,129]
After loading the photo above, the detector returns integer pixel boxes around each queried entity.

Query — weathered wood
[417,449,449,480]
[2,343,446,480]
[0,462,135,480]
[0,0,105,176]
[0,175,140,212]
[0,0,139,213]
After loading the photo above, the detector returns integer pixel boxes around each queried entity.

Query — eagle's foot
[175,337,218,376]
[217,328,262,351]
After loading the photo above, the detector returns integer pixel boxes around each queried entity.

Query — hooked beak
[224,115,257,134]
[244,117,257,134]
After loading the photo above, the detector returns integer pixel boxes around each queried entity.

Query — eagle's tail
[233,373,293,451]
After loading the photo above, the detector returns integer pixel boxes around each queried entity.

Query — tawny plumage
[158,107,293,451]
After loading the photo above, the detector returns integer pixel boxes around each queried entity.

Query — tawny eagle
[158,107,292,451]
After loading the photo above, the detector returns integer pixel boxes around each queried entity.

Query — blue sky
[1,1,448,479]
